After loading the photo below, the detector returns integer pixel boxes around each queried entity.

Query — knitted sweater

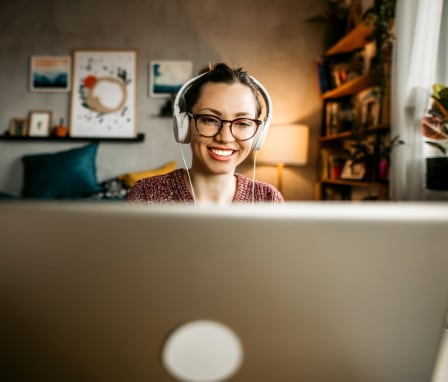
[126,169,284,204]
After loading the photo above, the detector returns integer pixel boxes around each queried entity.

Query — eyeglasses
[188,113,261,141]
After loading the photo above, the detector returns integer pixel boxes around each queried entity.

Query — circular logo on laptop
[161,320,243,382]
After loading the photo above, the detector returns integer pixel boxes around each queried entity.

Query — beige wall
[0,0,327,199]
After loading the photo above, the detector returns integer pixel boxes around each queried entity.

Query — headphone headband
[172,72,272,150]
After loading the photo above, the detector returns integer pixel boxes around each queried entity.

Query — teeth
[211,149,233,157]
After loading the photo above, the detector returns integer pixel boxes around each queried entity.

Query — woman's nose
[216,122,235,142]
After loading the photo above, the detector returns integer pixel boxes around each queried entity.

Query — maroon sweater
[126,169,284,204]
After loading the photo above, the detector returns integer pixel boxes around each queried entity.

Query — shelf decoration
[28,111,52,137]
[30,56,71,92]
[70,49,138,139]
[149,60,192,97]
[9,118,28,136]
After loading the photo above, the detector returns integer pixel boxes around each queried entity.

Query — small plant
[380,135,404,160]
[422,83,448,156]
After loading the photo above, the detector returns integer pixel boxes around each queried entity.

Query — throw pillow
[21,142,101,199]
[119,161,176,188]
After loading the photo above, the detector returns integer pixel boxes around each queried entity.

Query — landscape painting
[30,56,71,92]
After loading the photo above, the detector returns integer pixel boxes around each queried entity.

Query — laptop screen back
[0,202,447,382]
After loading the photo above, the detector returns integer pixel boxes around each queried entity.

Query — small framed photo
[30,56,71,92]
[340,160,366,180]
[9,118,28,136]
[149,60,193,97]
[28,111,52,137]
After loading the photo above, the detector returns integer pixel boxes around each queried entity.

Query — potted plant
[378,135,404,180]
[422,83,448,190]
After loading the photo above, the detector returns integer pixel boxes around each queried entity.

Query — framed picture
[70,49,138,138]
[28,111,52,137]
[30,56,71,92]
[357,87,381,128]
[9,118,28,136]
[340,160,366,180]
[149,60,193,97]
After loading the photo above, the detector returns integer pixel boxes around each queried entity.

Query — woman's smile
[208,147,236,161]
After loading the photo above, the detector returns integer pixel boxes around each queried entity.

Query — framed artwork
[340,160,366,180]
[149,60,193,97]
[9,118,28,136]
[70,49,138,138]
[30,56,71,92]
[28,111,52,137]
[357,87,380,128]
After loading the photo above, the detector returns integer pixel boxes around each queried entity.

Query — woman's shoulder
[126,169,190,203]
[235,173,285,203]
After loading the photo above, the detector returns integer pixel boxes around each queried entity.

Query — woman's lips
[208,148,236,161]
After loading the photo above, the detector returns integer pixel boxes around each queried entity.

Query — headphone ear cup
[252,121,269,151]
[173,112,191,144]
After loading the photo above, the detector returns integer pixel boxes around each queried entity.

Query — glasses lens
[196,115,221,137]
[231,118,258,140]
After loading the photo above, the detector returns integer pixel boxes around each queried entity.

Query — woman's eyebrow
[196,108,253,117]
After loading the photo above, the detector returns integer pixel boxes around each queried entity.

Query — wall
[0,0,327,199]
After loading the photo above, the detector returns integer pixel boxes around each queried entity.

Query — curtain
[390,0,448,200]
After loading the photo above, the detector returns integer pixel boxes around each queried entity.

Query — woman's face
[189,82,258,175]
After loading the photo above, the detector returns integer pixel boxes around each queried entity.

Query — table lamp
[256,124,309,194]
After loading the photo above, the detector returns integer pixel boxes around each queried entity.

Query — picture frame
[340,160,366,180]
[70,49,138,138]
[30,56,71,92]
[357,87,381,128]
[149,60,193,97]
[9,118,28,136]
[28,111,52,137]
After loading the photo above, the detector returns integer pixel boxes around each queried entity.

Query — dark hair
[183,63,262,117]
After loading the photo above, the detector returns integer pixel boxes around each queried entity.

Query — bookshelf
[316,12,392,201]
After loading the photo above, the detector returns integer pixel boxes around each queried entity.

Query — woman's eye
[200,117,219,125]
[234,120,252,128]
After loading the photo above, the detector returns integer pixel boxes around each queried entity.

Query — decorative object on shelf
[340,159,366,180]
[70,49,138,138]
[54,118,69,137]
[28,110,52,137]
[149,60,193,97]
[30,55,71,92]
[257,124,309,194]
[9,118,28,136]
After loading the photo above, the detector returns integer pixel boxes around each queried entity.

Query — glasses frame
[187,113,262,141]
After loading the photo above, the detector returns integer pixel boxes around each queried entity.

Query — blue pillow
[21,143,101,199]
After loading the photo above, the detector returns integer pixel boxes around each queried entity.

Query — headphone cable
[178,143,197,207]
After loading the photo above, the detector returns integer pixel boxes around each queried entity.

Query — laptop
[0,201,447,382]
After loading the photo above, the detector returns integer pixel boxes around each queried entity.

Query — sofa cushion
[119,161,176,188]
[21,143,101,199]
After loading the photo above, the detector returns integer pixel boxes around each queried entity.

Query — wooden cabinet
[316,18,391,201]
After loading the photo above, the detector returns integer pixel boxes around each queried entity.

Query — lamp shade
[257,124,309,165]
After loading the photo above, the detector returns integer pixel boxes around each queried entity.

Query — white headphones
[173,72,273,151]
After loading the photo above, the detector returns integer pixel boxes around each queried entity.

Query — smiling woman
[126,63,284,206]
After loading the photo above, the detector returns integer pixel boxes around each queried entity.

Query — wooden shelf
[322,74,374,100]
[325,23,374,56]
[320,125,390,142]
[0,133,145,143]
[319,179,387,188]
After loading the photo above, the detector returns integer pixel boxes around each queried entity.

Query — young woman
[126,63,284,205]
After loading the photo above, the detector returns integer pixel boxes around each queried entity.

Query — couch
[0,142,176,201]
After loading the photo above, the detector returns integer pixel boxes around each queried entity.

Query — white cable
[251,151,258,208]
[178,143,197,207]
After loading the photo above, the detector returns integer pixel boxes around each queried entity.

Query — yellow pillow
[120,161,176,188]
